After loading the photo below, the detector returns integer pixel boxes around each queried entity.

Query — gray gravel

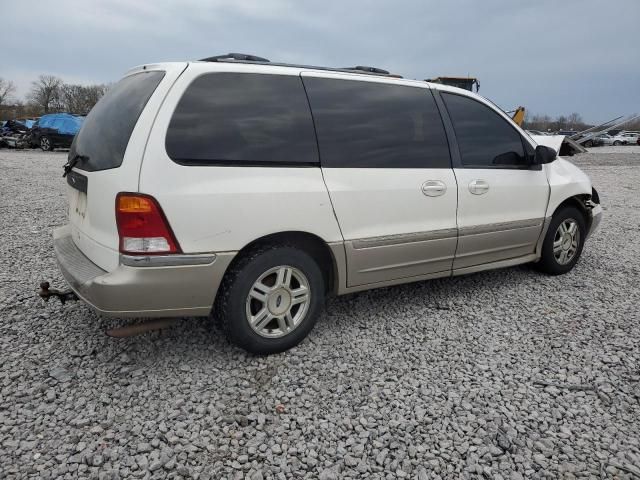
[1,147,640,479]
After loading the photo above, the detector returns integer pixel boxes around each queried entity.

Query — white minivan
[54,54,602,353]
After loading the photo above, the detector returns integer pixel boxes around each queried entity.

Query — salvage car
[617,132,639,145]
[594,134,616,146]
[49,55,603,354]
[581,134,605,148]
[0,119,31,149]
[30,113,84,151]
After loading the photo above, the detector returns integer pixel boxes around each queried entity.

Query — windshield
[70,70,165,171]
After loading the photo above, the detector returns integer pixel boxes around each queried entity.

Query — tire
[613,141,622,146]
[584,140,593,148]
[215,245,325,354]
[40,136,53,151]
[536,206,586,275]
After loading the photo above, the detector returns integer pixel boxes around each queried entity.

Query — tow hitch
[38,281,78,305]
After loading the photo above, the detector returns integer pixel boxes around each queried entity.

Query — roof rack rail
[348,65,390,75]
[196,55,402,78]
[344,66,402,78]
[200,53,270,62]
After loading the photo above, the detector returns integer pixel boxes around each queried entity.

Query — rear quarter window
[165,73,318,166]
[71,70,165,172]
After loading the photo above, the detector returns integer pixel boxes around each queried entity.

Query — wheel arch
[550,194,593,232]
[221,231,342,297]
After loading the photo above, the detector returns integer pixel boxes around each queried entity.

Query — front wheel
[40,136,53,151]
[536,206,586,275]
[215,245,325,354]
[613,141,622,146]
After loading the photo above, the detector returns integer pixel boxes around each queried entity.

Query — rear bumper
[53,225,235,318]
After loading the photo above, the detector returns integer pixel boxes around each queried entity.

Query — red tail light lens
[115,193,181,255]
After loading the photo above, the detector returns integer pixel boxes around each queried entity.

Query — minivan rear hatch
[66,63,187,272]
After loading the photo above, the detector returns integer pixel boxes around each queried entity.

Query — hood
[529,134,564,152]
[529,134,587,156]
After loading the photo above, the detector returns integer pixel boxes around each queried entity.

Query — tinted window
[71,71,165,171]
[166,73,318,166]
[442,93,528,168]
[303,78,450,168]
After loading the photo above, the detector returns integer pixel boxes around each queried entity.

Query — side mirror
[534,145,557,165]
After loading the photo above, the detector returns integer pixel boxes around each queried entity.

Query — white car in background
[617,132,639,145]
[596,134,617,146]
[51,54,603,354]
[597,132,640,146]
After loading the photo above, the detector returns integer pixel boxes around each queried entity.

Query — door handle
[469,179,489,195]
[421,180,447,197]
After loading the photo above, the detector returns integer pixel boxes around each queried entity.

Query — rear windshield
[70,71,165,171]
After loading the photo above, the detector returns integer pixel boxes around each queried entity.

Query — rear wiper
[63,154,88,177]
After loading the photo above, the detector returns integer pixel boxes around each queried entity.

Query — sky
[2,0,638,123]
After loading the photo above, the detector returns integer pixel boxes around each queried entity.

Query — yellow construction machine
[425,76,526,126]
[510,106,526,126]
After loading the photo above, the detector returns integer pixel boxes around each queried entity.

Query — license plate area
[67,171,88,223]
[70,190,88,222]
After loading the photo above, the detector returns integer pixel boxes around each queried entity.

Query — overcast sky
[2,0,638,123]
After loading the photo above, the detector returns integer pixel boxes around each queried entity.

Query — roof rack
[200,53,270,62]
[347,65,389,75]
[198,53,402,78]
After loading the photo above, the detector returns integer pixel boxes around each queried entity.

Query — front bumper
[53,225,235,318]
[588,204,603,238]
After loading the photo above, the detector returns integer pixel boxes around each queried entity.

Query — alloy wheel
[245,265,311,338]
[553,218,580,265]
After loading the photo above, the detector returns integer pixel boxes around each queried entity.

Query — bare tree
[0,78,16,106]
[566,113,583,130]
[553,115,568,131]
[524,114,553,132]
[60,83,107,114]
[27,75,63,114]
[523,113,591,133]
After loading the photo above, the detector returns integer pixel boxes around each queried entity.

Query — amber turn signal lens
[117,195,153,213]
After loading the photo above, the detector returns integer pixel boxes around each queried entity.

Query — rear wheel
[584,140,593,148]
[536,206,586,275]
[613,140,622,146]
[215,245,325,354]
[40,136,53,151]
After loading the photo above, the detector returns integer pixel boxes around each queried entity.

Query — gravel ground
[1,147,640,480]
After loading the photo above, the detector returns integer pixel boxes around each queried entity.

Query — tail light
[115,193,181,255]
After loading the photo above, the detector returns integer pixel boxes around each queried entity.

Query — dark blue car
[30,113,84,151]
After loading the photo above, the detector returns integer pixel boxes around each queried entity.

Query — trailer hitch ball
[38,281,78,305]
